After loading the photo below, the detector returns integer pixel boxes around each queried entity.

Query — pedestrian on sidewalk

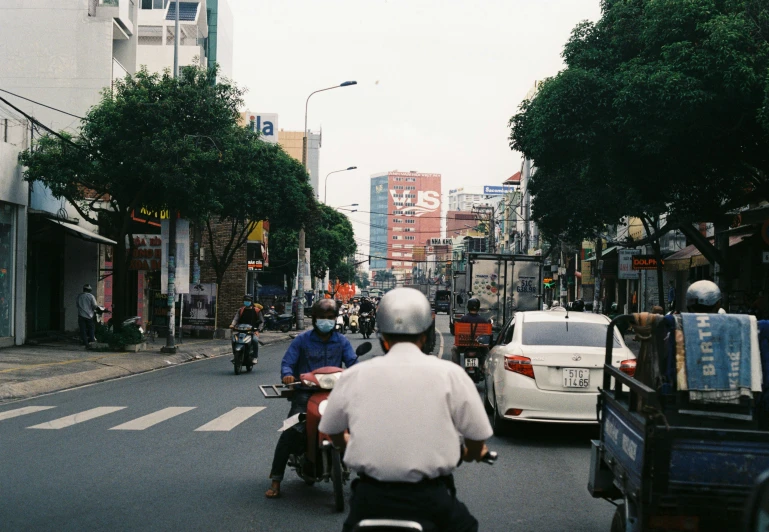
[76,284,99,346]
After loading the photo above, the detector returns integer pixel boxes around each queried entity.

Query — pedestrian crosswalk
[0,405,272,432]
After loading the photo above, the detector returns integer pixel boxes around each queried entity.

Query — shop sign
[247,260,263,271]
[618,249,641,280]
[632,255,664,270]
[182,283,217,330]
[128,234,163,270]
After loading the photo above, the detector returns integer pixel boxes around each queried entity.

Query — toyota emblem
[572,354,582,361]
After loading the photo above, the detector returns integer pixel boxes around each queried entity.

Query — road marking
[109,407,196,430]
[437,328,445,359]
[28,407,126,429]
[194,407,266,432]
[0,406,56,421]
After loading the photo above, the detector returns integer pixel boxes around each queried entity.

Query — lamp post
[323,167,357,204]
[296,81,357,330]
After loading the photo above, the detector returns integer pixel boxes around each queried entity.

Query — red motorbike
[453,322,493,383]
[260,341,372,512]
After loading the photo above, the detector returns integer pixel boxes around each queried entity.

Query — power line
[0,88,85,120]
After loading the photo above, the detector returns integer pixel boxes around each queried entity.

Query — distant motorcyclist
[265,299,358,499]
[230,294,263,363]
[451,298,490,365]
[359,297,376,333]
[319,288,492,531]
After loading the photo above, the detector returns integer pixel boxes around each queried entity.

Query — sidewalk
[0,328,310,404]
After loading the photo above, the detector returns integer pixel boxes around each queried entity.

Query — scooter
[453,322,493,383]
[350,450,498,531]
[348,313,359,334]
[335,312,347,333]
[260,342,373,512]
[263,309,293,333]
[231,324,256,375]
[359,312,373,339]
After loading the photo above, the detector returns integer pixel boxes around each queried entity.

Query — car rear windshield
[436,291,450,301]
[522,321,620,347]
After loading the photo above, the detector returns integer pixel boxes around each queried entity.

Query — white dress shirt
[318,342,493,482]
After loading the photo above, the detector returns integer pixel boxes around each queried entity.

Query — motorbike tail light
[504,355,535,379]
[505,408,523,416]
[619,359,636,377]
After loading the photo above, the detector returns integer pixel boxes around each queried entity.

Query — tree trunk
[641,216,665,309]
[112,229,128,329]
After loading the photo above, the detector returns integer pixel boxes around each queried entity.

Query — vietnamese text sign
[483,185,515,196]
[618,249,641,280]
[632,255,664,270]
[127,234,162,270]
[161,219,190,294]
[428,238,452,245]
[247,260,263,271]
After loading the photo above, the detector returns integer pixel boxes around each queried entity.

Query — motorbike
[263,309,293,333]
[260,342,373,512]
[351,450,498,531]
[453,322,493,383]
[335,312,347,333]
[348,313,359,334]
[359,312,373,339]
[231,324,256,375]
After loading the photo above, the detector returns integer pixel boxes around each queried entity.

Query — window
[392,252,402,257]
[393,228,403,232]
[405,236,416,241]
[404,262,413,266]
[406,219,415,224]
[522,321,620,347]
[393,244,403,248]
[393,210,403,215]
[393,261,402,266]
[392,236,399,240]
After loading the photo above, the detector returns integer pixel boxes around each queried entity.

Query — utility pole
[162,1,180,353]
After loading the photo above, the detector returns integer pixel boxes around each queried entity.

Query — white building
[448,188,486,212]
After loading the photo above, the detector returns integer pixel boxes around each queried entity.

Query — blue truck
[588,314,769,531]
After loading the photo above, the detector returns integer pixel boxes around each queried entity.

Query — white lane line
[28,407,126,429]
[194,407,266,432]
[0,406,55,421]
[437,328,445,359]
[109,407,197,431]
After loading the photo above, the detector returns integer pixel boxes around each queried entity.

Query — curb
[0,335,293,404]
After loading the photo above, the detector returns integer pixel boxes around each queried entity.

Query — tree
[510,0,769,243]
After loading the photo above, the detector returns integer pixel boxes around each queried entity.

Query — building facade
[369,171,442,280]
[448,188,485,212]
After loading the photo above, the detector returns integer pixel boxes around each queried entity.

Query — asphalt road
[0,315,615,531]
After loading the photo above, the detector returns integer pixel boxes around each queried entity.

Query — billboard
[483,185,515,196]
[182,283,217,330]
[245,112,278,144]
[161,219,189,294]
[618,249,641,280]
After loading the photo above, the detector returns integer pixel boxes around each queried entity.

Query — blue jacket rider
[266,299,358,499]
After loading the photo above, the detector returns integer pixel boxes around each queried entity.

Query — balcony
[91,0,136,37]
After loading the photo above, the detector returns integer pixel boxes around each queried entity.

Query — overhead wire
[0,88,86,120]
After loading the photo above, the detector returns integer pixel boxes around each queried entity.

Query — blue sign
[483,185,515,196]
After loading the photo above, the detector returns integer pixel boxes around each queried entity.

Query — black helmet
[83,284,92,292]
[244,294,253,302]
[467,297,481,312]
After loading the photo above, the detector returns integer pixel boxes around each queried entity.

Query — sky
[228,0,602,260]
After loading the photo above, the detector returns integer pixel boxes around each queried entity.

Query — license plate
[562,368,590,388]
[465,357,479,367]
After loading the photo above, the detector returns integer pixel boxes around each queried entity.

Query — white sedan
[484,310,635,433]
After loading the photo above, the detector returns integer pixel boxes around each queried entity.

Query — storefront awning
[585,246,618,262]
[664,233,753,271]
[50,218,117,245]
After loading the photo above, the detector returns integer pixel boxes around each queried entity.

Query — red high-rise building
[369,171,442,279]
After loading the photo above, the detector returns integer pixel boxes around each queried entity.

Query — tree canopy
[510,0,769,244]
[19,65,316,322]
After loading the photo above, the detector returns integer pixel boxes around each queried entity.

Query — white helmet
[686,280,722,308]
[376,288,433,335]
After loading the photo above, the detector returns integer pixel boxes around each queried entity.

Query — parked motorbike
[263,309,293,333]
[350,450,498,531]
[359,312,373,339]
[230,324,256,375]
[348,313,359,334]
[260,342,373,512]
[453,322,493,383]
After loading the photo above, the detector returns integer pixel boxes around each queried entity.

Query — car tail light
[504,355,534,379]
[619,359,636,377]
[505,408,523,416]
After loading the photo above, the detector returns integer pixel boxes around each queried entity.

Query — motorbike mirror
[746,469,769,531]
[356,342,373,357]
[476,335,491,347]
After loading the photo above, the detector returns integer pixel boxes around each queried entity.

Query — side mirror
[356,342,373,357]
[746,469,769,531]
[476,335,491,347]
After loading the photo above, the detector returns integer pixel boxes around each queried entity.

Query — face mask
[243,301,252,307]
[315,319,335,334]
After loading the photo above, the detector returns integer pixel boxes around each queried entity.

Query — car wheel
[491,384,511,437]
[610,504,626,532]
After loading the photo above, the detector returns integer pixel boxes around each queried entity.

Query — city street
[0,315,614,531]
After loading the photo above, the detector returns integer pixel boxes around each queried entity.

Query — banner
[127,234,162,270]
[182,283,217,330]
[632,255,664,270]
[161,219,190,294]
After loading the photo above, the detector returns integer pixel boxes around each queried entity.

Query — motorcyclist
[265,299,358,499]
[359,297,375,334]
[319,288,492,531]
[451,298,490,365]
[230,294,263,363]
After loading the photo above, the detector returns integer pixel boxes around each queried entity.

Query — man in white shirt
[319,288,493,532]
[76,284,99,346]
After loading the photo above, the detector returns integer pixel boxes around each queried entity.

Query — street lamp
[324,166,357,203]
[296,80,357,330]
